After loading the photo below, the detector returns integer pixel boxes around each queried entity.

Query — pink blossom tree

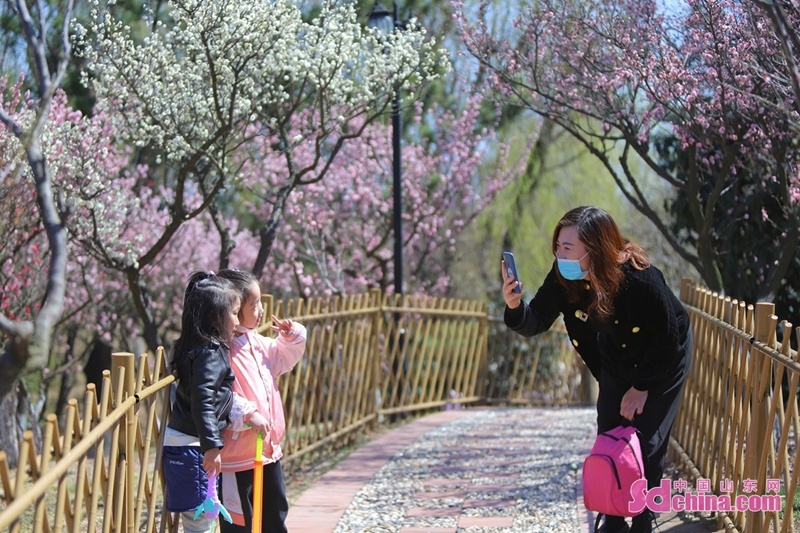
[1,78,146,423]
[0,0,75,466]
[229,96,520,297]
[0,75,243,464]
[753,0,800,126]
[1,72,252,455]
[456,0,800,301]
[1,0,524,458]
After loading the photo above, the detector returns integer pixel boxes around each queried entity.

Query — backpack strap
[594,513,604,532]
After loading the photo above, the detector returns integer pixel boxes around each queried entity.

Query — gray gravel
[334,407,597,532]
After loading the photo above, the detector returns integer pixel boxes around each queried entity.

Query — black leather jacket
[168,341,235,452]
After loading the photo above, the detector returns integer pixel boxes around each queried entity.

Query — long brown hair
[552,206,649,319]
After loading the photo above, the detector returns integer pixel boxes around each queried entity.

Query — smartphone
[502,251,521,293]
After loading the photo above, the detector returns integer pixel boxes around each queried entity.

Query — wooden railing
[0,348,176,533]
[672,278,800,533]
[271,290,384,468]
[0,291,580,532]
[484,316,585,405]
[8,279,797,533]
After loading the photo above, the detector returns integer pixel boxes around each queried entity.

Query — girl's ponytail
[184,270,218,304]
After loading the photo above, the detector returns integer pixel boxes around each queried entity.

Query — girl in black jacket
[164,272,241,533]
[502,206,692,533]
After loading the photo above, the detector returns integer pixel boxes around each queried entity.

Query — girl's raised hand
[270,314,298,341]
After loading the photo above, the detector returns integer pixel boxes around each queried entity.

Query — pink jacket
[220,324,306,472]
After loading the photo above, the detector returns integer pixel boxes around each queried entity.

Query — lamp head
[367,2,394,34]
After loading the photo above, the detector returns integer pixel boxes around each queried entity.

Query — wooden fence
[5,280,798,533]
[0,290,579,532]
[671,279,800,533]
[0,348,177,533]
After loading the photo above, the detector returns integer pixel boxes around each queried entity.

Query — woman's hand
[248,411,271,436]
[620,387,648,421]
[501,260,523,309]
[270,314,298,341]
[203,447,222,476]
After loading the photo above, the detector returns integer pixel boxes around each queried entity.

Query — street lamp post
[369,2,407,418]
[368,1,403,297]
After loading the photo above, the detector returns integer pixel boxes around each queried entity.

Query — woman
[501,206,692,533]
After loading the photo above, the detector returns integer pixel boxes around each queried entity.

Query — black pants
[596,342,693,490]
[220,461,288,533]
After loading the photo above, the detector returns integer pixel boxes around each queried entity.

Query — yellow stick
[252,432,264,533]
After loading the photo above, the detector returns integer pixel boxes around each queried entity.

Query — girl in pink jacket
[216,269,306,533]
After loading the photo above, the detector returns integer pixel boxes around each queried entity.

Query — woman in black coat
[502,206,693,533]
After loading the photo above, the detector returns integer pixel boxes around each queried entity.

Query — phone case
[503,252,521,293]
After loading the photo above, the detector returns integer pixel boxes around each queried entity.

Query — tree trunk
[252,181,295,278]
[253,224,277,279]
[55,368,76,419]
[0,380,41,469]
[0,384,20,467]
[208,199,235,269]
[84,339,112,405]
[126,269,160,352]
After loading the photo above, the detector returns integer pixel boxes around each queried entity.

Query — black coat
[168,341,235,452]
[504,263,691,391]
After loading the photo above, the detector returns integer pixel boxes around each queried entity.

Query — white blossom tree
[73,0,448,349]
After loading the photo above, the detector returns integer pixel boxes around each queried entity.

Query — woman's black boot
[596,514,630,533]
[630,510,654,533]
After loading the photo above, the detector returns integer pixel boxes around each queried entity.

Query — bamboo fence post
[262,294,274,330]
[743,303,775,533]
[369,289,383,430]
[112,352,136,533]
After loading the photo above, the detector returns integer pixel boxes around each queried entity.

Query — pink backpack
[582,425,645,518]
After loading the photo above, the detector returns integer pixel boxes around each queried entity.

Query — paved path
[286,407,726,533]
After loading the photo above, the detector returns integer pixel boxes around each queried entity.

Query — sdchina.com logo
[628,478,783,514]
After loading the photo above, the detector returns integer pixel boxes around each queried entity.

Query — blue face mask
[557,252,589,280]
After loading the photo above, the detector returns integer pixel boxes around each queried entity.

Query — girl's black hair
[216,268,259,301]
[171,271,240,368]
